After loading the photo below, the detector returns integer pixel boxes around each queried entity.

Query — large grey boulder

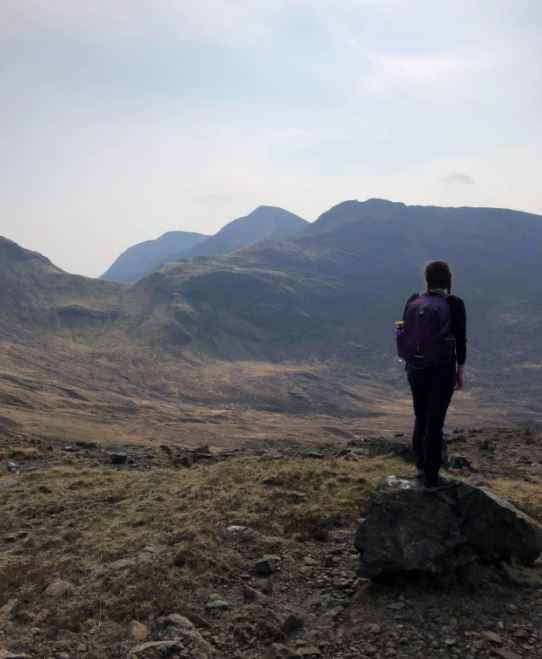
[355,475,542,579]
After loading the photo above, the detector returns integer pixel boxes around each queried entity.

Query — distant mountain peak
[182,206,308,259]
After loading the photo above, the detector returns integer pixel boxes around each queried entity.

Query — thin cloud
[441,173,476,186]
[358,51,493,99]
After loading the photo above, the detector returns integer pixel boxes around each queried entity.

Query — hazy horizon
[1,0,541,277]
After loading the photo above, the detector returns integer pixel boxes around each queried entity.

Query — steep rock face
[354,475,542,578]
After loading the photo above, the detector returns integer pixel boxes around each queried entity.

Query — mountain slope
[182,206,308,258]
[100,231,208,283]
[2,199,542,425]
[0,236,122,339]
[137,199,542,369]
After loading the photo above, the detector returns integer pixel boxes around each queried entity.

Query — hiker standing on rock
[396,261,467,492]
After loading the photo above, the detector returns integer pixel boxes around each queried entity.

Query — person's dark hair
[425,260,452,292]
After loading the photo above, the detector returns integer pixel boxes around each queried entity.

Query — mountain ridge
[100,205,308,284]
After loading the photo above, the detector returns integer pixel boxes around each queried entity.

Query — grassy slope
[1,450,541,658]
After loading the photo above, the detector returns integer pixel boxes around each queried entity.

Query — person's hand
[455,365,465,391]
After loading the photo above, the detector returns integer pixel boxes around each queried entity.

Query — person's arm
[450,297,467,389]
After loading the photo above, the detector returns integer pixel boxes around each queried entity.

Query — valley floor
[1,427,541,658]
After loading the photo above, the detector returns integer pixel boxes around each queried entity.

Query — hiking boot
[424,475,456,493]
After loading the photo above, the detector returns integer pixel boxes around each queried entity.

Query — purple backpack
[397,292,454,367]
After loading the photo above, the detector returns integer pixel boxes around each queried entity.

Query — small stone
[368,624,382,634]
[109,452,127,465]
[252,555,279,576]
[261,451,284,461]
[159,613,194,629]
[108,558,136,570]
[444,638,456,646]
[129,641,182,656]
[447,455,472,470]
[513,628,528,639]
[205,599,231,611]
[297,646,321,657]
[302,451,324,459]
[44,580,74,597]
[321,608,342,623]
[386,602,405,610]
[0,651,32,659]
[481,631,501,643]
[493,649,522,659]
[243,586,267,603]
[225,525,258,542]
[282,613,304,634]
[269,644,302,659]
[128,620,149,642]
[341,452,360,461]
[303,557,319,566]
[175,454,193,469]
[182,611,211,629]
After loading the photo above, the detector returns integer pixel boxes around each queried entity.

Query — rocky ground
[0,427,541,659]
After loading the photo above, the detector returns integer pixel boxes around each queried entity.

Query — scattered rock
[278,489,308,500]
[129,620,149,642]
[252,555,279,576]
[261,451,284,461]
[224,525,258,542]
[479,439,496,452]
[269,643,302,659]
[109,452,128,465]
[447,455,473,470]
[493,649,522,659]
[481,630,501,643]
[44,580,75,598]
[108,557,136,571]
[157,613,195,629]
[355,475,542,578]
[341,451,360,461]
[302,451,324,459]
[0,651,32,659]
[243,585,267,603]
[129,640,182,656]
[6,462,21,474]
[182,611,211,629]
[175,454,193,469]
[364,438,415,463]
[281,612,304,634]
[205,599,231,611]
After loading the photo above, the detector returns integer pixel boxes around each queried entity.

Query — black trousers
[407,361,456,482]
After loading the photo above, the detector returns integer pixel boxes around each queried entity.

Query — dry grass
[0,455,404,634]
[489,478,542,523]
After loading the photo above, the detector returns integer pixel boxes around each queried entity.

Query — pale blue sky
[1,0,541,276]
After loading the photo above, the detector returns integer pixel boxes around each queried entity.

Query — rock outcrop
[355,476,542,578]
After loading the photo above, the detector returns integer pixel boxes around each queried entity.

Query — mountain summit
[179,205,308,259]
